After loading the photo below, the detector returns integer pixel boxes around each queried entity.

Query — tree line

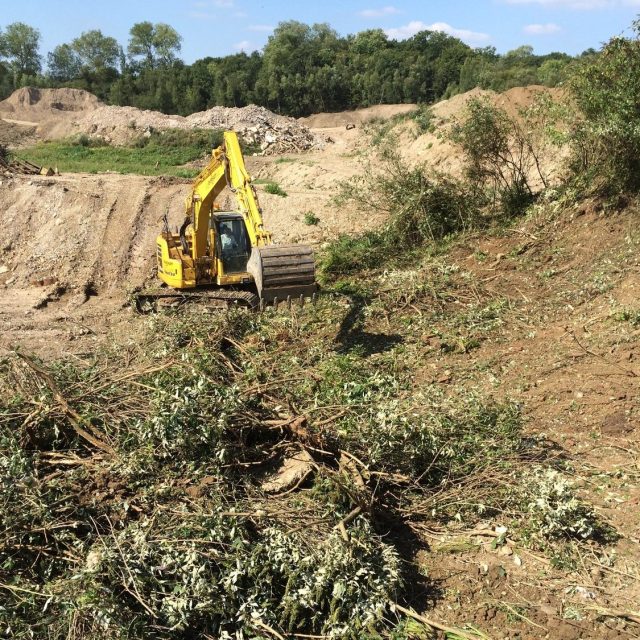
[0,20,590,117]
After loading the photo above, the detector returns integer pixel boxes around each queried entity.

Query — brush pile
[0,272,610,638]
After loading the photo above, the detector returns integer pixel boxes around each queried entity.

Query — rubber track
[134,288,259,312]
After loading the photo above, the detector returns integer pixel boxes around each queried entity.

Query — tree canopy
[0,18,582,116]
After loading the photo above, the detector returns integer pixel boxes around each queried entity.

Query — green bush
[569,21,640,195]
[411,104,435,134]
[303,210,320,225]
[264,182,288,197]
[450,97,547,217]
[324,146,477,276]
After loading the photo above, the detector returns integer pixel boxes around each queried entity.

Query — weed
[264,182,288,197]
[303,210,320,225]
[613,307,640,326]
[325,146,478,276]
[411,104,435,134]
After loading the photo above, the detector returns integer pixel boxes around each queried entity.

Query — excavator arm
[184,131,271,259]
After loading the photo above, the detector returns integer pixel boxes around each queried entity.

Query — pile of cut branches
[0,288,613,639]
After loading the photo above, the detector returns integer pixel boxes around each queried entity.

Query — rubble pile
[186,104,326,154]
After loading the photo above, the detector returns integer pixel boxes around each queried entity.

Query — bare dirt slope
[398,85,568,186]
[299,103,417,128]
[413,202,640,639]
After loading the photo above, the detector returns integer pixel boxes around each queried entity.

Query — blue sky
[2,0,640,63]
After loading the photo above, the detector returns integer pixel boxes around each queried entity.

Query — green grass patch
[19,128,228,177]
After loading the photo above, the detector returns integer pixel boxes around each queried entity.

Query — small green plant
[303,210,320,225]
[412,104,435,134]
[264,182,288,197]
[613,307,640,326]
[74,133,108,148]
[0,142,11,163]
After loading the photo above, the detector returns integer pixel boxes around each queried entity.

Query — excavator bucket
[247,244,317,306]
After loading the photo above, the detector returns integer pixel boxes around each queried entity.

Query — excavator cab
[214,213,251,275]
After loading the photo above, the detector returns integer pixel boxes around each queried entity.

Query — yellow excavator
[136,131,316,310]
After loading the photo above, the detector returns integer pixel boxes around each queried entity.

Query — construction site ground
[1,87,639,639]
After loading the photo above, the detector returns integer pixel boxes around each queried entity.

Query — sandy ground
[0,85,568,355]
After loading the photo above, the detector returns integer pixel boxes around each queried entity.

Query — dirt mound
[300,104,417,128]
[396,85,568,187]
[0,88,325,154]
[0,87,101,114]
[72,102,326,153]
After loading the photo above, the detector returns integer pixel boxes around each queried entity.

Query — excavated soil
[299,103,417,128]
[0,87,325,153]
[0,84,569,354]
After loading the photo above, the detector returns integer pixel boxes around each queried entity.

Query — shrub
[569,21,640,195]
[264,182,288,197]
[324,146,477,276]
[303,211,320,225]
[450,97,548,217]
[411,104,435,134]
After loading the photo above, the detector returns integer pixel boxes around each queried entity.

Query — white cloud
[233,40,255,52]
[188,10,215,20]
[505,0,640,8]
[524,22,562,33]
[359,5,401,17]
[248,24,274,32]
[213,0,234,6]
[385,21,490,44]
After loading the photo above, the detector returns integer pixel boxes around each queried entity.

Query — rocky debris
[72,102,327,154]
[186,104,327,155]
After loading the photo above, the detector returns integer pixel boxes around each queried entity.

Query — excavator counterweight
[135,131,317,311]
